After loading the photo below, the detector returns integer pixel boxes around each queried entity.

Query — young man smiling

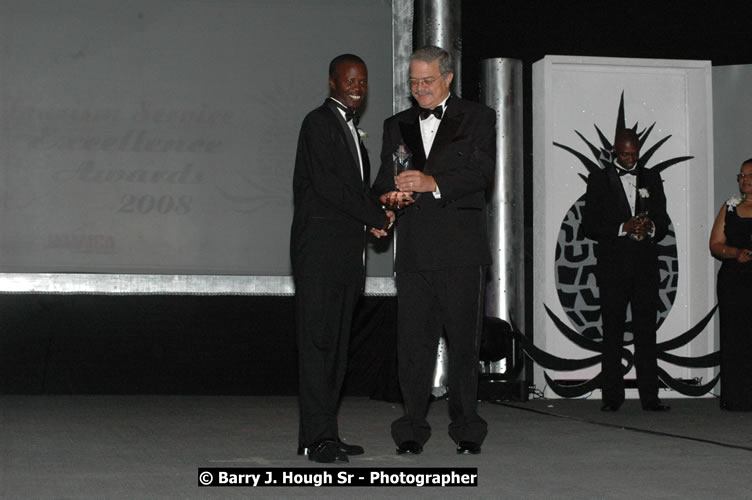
[290,54,393,463]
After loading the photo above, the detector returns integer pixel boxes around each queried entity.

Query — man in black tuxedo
[374,45,496,455]
[581,128,670,412]
[290,54,394,463]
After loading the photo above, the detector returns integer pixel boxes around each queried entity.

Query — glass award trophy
[393,143,414,204]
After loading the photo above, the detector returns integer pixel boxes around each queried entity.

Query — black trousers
[295,278,361,447]
[391,266,488,447]
[597,241,660,408]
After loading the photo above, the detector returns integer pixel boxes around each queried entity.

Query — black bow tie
[616,166,636,176]
[419,105,443,120]
[332,100,359,126]
[344,108,359,127]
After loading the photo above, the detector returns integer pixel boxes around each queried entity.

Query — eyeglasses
[408,74,445,88]
[737,173,752,181]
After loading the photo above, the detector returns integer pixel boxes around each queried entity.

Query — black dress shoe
[298,438,364,456]
[643,403,671,412]
[600,404,620,412]
[336,439,364,455]
[456,441,481,455]
[308,440,348,463]
[396,440,423,455]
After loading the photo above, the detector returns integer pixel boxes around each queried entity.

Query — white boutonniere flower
[638,188,650,199]
[357,129,367,142]
[726,194,745,212]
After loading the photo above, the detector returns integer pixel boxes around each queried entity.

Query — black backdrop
[0,295,400,398]
[3,1,751,395]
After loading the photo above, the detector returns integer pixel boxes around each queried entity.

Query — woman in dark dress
[710,158,752,410]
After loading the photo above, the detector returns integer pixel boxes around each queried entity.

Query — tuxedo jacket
[290,99,386,285]
[581,163,668,273]
[373,97,496,272]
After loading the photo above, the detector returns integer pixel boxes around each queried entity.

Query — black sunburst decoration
[514,92,720,398]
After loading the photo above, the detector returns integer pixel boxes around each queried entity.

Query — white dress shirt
[616,164,653,237]
[419,94,450,198]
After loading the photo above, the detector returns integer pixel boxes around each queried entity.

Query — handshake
[369,170,436,239]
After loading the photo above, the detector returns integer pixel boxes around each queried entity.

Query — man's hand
[380,191,415,210]
[622,216,642,235]
[370,227,387,238]
[639,217,655,238]
[634,216,653,239]
[623,216,655,241]
[369,211,396,239]
[395,171,436,193]
[384,210,396,229]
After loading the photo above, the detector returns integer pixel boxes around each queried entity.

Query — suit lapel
[607,164,632,218]
[635,167,653,214]
[395,99,463,174]
[325,99,361,178]
[424,104,462,173]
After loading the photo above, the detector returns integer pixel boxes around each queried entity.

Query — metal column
[480,58,525,386]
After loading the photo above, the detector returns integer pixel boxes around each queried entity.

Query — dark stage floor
[1,396,750,498]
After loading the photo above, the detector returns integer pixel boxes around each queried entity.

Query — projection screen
[0,0,397,293]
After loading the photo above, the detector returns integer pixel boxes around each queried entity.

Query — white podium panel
[533,56,716,399]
